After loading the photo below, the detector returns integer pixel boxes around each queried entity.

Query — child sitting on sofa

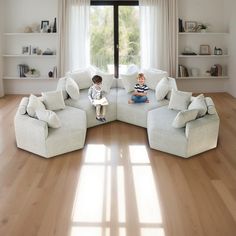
[128,73,149,104]
[88,75,108,122]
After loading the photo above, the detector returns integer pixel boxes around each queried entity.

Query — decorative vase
[48,71,53,78]
[53,18,57,33]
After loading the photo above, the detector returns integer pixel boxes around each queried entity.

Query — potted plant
[197,23,209,33]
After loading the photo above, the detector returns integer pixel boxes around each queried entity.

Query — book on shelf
[93,97,109,106]
[178,65,189,77]
[17,64,29,77]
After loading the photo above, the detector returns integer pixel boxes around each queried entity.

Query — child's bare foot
[145,100,149,103]
[128,100,134,104]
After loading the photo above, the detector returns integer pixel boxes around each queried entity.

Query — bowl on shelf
[24,70,40,78]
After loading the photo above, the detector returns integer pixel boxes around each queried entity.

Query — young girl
[88,75,107,122]
[128,73,149,104]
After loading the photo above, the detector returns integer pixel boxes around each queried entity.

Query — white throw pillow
[36,109,61,128]
[188,94,207,117]
[168,89,192,111]
[155,77,170,101]
[67,68,92,89]
[18,97,29,115]
[56,77,68,100]
[27,94,45,117]
[41,90,65,111]
[205,97,217,115]
[172,109,198,128]
[120,72,138,93]
[66,77,80,100]
[143,68,168,90]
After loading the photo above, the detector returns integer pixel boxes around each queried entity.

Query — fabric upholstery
[188,94,207,117]
[27,94,45,117]
[205,97,217,115]
[36,109,61,128]
[56,77,68,100]
[18,97,29,115]
[172,109,198,128]
[66,77,80,100]
[143,68,168,90]
[120,72,138,93]
[168,89,192,111]
[155,77,170,101]
[42,90,66,111]
[67,68,92,89]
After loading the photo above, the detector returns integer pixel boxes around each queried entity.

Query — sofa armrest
[185,114,220,156]
[14,113,48,141]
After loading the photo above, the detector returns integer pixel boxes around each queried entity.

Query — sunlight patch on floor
[141,228,165,236]
[118,166,126,223]
[72,165,105,222]
[129,145,150,164]
[84,144,110,163]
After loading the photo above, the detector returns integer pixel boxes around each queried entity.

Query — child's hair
[137,73,145,79]
[92,75,102,84]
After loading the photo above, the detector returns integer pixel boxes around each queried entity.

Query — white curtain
[58,0,90,77]
[140,0,177,77]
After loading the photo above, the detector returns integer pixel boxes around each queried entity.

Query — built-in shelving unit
[2,0,58,94]
[177,31,229,80]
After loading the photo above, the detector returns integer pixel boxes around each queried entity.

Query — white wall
[0,0,5,97]
[226,0,236,97]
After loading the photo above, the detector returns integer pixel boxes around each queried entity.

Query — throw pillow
[205,97,217,115]
[41,90,65,111]
[66,68,92,89]
[172,109,198,128]
[143,68,168,90]
[168,89,192,111]
[27,94,45,117]
[120,72,138,93]
[36,109,61,128]
[155,77,170,101]
[93,70,113,93]
[56,77,68,100]
[188,94,207,117]
[18,97,29,115]
[66,77,80,100]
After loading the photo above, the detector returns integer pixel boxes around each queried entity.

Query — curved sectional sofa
[14,69,220,158]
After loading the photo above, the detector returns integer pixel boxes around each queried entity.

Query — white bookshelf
[2,0,58,94]
[177,32,229,80]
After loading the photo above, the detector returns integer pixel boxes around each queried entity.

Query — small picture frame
[185,21,197,32]
[22,46,30,55]
[41,20,49,33]
[199,45,211,55]
[31,46,38,55]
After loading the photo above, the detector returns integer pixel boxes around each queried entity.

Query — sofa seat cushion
[65,88,117,128]
[117,88,169,128]
[147,106,188,157]
[45,106,87,157]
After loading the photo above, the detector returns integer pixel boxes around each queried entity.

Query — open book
[93,97,109,106]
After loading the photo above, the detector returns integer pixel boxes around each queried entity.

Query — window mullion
[114,4,119,78]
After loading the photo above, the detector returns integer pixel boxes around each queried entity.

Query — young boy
[88,75,107,122]
[128,73,149,104]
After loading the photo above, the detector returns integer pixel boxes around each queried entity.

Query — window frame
[90,1,139,78]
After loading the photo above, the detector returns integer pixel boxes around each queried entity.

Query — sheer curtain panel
[140,0,177,77]
[58,0,90,77]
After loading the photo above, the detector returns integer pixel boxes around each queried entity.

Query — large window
[90,1,139,77]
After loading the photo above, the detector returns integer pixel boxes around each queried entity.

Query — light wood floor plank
[0,93,236,236]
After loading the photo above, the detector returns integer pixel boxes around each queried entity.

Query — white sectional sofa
[14,68,220,158]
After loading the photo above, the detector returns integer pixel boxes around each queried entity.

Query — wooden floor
[0,93,236,236]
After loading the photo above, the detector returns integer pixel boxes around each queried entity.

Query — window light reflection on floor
[141,228,165,236]
[129,145,150,164]
[129,145,162,224]
[84,144,110,163]
[72,165,105,222]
